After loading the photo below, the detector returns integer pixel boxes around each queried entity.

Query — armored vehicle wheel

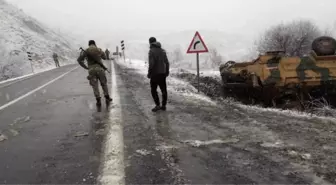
[312,36,336,56]
[221,61,236,70]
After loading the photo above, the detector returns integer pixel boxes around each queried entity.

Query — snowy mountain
[0,0,79,80]
[125,29,258,70]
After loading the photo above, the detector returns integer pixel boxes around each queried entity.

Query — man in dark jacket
[147,37,170,112]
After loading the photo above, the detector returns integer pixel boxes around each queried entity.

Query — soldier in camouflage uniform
[53,52,60,67]
[105,49,110,60]
[77,40,112,106]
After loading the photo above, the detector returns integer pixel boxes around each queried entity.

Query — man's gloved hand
[166,72,169,77]
[147,74,151,79]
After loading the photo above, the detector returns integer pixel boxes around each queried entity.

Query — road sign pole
[196,53,200,92]
[186,31,208,93]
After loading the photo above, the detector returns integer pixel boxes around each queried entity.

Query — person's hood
[150,41,161,48]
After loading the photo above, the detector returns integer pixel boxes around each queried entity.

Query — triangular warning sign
[187,31,208,54]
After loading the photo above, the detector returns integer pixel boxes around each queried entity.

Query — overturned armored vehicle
[219,36,336,110]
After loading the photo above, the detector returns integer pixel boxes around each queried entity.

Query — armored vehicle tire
[312,36,336,56]
[220,61,236,71]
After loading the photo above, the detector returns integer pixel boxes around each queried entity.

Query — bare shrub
[256,19,324,57]
[208,47,223,68]
[303,97,336,117]
[167,48,184,67]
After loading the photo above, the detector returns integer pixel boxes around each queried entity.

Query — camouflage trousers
[54,59,60,67]
[87,67,109,99]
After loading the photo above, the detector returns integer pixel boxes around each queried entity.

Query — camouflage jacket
[77,45,107,70]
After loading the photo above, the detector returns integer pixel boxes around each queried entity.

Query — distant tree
[322,23,336,37]
[167,48,184,67]
[256,19,325,57]
[172,48,183,64]
[208,47,223,68]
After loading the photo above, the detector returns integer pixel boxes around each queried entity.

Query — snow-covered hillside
[124,30,258,70]
[0,0,79,80]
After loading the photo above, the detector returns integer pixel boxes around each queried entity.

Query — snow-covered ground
[0,0,79,81]
[118,58,336,122]
[124,58,221,78]
[170,68,221,78]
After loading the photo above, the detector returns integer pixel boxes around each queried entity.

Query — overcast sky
[6,0,336,43]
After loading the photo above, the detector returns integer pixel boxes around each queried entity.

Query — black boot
[105,95,113,102]
[152,105,161,112]
[96,97,102,107]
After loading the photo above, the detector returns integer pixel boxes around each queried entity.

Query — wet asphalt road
[0,63,110,184]
[115,60,336,185]
[0,65,76,107]
[1,59,336,184]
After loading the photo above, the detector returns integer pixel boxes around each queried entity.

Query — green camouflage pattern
[296,56,330,82]
[264,56,281,85]
[219,50,336,107]
[87,66,109,99]
[262,54,332,86]
[77,45,109,99]
[77,45,107,70]
[219,36,336,108]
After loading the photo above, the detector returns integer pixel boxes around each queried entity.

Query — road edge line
[98,60,125,185]
[0,67,78,111]
[0,73,34,85]
[0,63,76,85]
